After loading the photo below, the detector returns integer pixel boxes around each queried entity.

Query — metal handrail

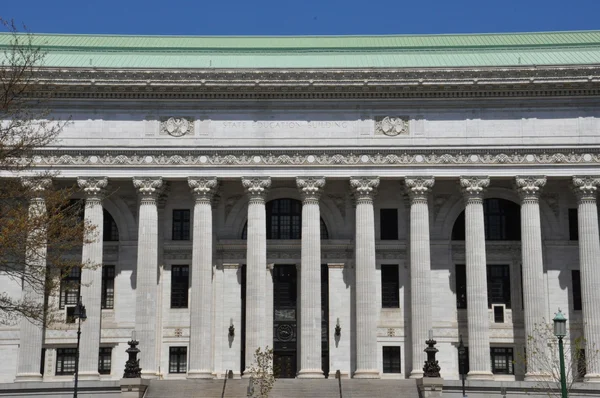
[336,370,343,398]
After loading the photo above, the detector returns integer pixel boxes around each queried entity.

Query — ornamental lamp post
[553,309,568,398]
[73,297,87,398]
[457,335,467,397]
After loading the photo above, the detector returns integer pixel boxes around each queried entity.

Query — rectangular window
[569,209,578,241]
[60,266,81,309]
[56,348,77,375]
[487,264,511,309]
[101,265,115,309]
[171,265,189,308]
[381,264,400,308]
[172,209,191,241]
[493,305,505,323]
[491,347,514,375]
[169,347,187,373]
[380,209,399,240]
[98,347,112,375]
[572,270,582,311]
[382,346,401,373]
[456,264,467,309]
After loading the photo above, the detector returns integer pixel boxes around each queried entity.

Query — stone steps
[146,378,420,398]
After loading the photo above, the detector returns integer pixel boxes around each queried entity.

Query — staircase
[145,378,420,398]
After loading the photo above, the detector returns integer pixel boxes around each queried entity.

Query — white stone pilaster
[460,176,493,380]
[296,177,326,378]
[15,178,52,382]
[572,176,600,382]
[516,176,548,380]
[241,177,271,376]
[350,177,380,379]
[405,177,434,379]
[328,263,351,379]
[76,177,108,380]
[132,177,162,378]
[187,177,217,378]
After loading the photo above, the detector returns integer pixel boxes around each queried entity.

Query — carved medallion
[276,324,294,342]
[375,116,409,136]
[161,117,193,137]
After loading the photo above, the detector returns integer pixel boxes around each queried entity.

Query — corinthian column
[405,176,434,378]
[350,177,380,379]
[296,177,326,378]
[241,177,271,376]
[15,178,51,382]
[187,177,218,378]
[76,177,108,380]
[515,176,548,380]
[132,177,162,378]
[572,176,600,382]
[459,176,493,380]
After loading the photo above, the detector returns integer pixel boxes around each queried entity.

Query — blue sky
[2,0,599,36]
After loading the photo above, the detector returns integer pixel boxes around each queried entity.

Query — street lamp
[457,335,467,397]
[73,296,87,398]
[553,309,568,398]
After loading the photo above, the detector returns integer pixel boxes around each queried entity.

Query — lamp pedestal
[417,377,444,398]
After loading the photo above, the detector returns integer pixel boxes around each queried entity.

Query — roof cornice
[25,64,600,100]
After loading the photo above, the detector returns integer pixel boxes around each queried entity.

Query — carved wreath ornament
[375,116,409,136]
[161,117,192,137]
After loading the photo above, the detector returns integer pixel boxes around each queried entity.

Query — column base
[584,373,600,382]
[78,371,100,381]
[467,371,494,380]
[14,373,43,382]
[297,369,324,379]
[242,368,252,378]
[409,369,424,379]
[524,372,552,382]
[187,370,214,379]
[353,369,381,379]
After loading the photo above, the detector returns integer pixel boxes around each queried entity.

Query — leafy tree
[248,346,276,398]
[0,18,93,326]
[517,321,596,398]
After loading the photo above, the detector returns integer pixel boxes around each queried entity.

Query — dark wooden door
[273,264,297,378]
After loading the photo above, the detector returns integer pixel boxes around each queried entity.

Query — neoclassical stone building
[2,31,600,387]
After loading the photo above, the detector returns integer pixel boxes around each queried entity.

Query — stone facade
[2,32,600,389]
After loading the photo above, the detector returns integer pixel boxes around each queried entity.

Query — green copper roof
[1,30,600,69]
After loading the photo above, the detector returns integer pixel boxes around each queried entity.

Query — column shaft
[406,177,434,378]
[297,177,325,378]
[77,177,107,379]
[573,176,600,381]
[133,177,162,378]
[242,177,270,376]
[460,177,493,380]
[15,178,51,382]
[350,177,380,378]
[188,178,217,378]
[516,177,548,380]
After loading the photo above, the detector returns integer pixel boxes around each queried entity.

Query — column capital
[459,176,490,203]
[296,177,325,203]
[350,177,379,204]
[133,177,163,202]
[242,177,271,202]
[188,177,218,203]
[572,176,600,202]
[405,176,435,203]
[20,177,52,193]
[77,177,108,201]
[515,176,546,202]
